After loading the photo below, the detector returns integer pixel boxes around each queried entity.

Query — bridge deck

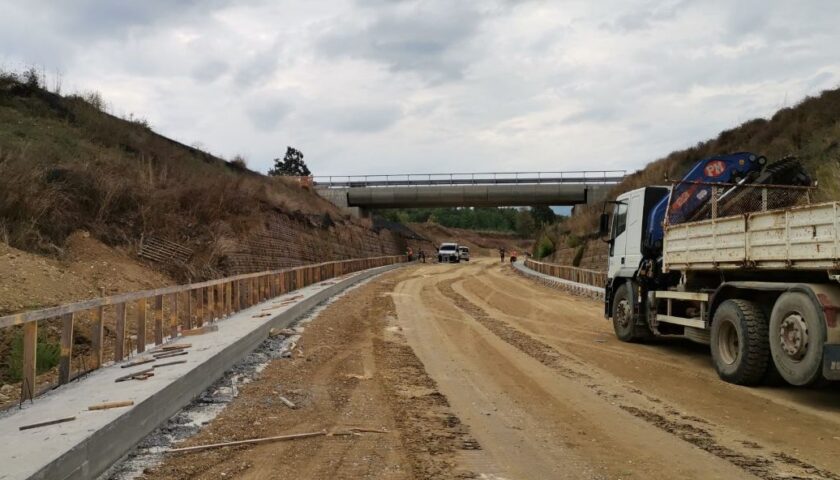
[313,171,625,188]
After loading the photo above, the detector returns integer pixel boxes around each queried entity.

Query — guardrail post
[206,286,214,322]
[20,322,37,401]
[58,312,74,384]
[136,299,147,353]
[115,303,126,361]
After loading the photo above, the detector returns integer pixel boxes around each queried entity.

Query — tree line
[376,205,558,237]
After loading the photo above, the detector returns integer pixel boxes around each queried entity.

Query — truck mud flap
[823,345,840,380]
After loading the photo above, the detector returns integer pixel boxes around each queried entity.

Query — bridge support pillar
[316,188,369,218]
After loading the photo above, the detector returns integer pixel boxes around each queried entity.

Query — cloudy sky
[2,0,838,176]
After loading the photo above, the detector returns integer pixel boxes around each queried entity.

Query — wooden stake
[115,303,126,361]
[91,298,104,369]
[165,430,327,454]
[58,313,74,385]
[154,295,164,345]
[19,416,76,431]
[88,400,134,411]
[136,299,147,353]
[20,322,37,402]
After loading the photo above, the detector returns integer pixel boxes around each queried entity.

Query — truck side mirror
[599,213,610,236]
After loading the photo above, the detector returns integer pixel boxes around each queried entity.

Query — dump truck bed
[664,201,840,271]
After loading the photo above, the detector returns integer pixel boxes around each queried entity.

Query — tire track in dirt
[437,273,839,480]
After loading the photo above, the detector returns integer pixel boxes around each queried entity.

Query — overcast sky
[2,0,838,176]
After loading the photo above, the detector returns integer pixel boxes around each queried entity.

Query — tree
[530,205,556,225]
[514,209,536,237]
[268,147,311,176]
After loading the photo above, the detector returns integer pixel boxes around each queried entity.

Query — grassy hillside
[0,71,346,280]
[566,86,840,238]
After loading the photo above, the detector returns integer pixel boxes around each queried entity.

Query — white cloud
[1,0,838,176]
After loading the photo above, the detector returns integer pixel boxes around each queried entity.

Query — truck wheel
[769,292,825,386]
[710,299,769,385]
[611,281,652,342]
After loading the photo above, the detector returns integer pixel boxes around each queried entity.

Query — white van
[458,246,470,261]
[438,243,460,263]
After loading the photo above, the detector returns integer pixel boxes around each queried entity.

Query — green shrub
[534,234,555,259]
[4,331,61,382]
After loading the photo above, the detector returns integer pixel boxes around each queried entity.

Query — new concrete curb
[31,263,403,480]
[512,261,605,301]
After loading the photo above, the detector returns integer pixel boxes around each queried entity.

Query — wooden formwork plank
[136,299,147,353]
[154,295,164,345]
[20,321,37,402]
[58,312,74,385]
[115,303,126,361]
[233,280,240,312]
[91,303,105,369]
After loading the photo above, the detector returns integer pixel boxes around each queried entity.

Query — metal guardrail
[524,258,606,288]
[1,255,405,403]
[313,170,626,188]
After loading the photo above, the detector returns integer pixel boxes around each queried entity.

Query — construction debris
[278,396,296,409]
[252,313,271,318]
[181,325,219,336]
[88,400,134,411]
[153,350,188,360]
[165,430,328,454]
[121,357,155,368]
[160,343,192,351]
[269,328,296,338]
[19,416,76,431]
[116,368,155,383]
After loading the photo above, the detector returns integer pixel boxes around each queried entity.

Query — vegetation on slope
[0,70,343,280]
[377,205,557,237]
[566,86,840,238]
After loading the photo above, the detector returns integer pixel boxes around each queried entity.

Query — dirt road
[145,259,840,479]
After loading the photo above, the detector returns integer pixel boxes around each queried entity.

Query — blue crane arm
[644,152,766,253]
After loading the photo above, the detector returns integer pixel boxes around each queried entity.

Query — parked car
[458,246,470,262]
[438,243,460,263]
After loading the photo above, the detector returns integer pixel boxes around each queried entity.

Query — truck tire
[611,281,652,342]
[769,292,825,386]
[710,299,769,385]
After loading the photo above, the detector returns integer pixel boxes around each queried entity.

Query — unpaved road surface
[145,259,840,479]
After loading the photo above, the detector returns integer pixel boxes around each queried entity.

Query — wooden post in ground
[91,300,105,369]
[169,293,179,338]
[20,322,37,402]
[226,282,233,315]
[115,303,126,361]
[196,289,204,327]
[58,313,74,384]
[154,295,164,345]
[185,291,194,330]
[136,299,147,353]
[206,286,214,323]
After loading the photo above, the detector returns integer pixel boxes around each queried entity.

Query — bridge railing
[313,170,626,188]
[0,255,405,404]
[524,258,606,288]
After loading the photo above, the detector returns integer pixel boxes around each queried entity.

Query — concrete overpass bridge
[313,171,625,217]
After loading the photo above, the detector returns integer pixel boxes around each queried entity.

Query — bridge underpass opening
[313,171,625,217]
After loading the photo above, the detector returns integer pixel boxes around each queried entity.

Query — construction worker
[419,249,426,263]
[510,250,518,263]
[499,247,506,264]
[407,247,414,261]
